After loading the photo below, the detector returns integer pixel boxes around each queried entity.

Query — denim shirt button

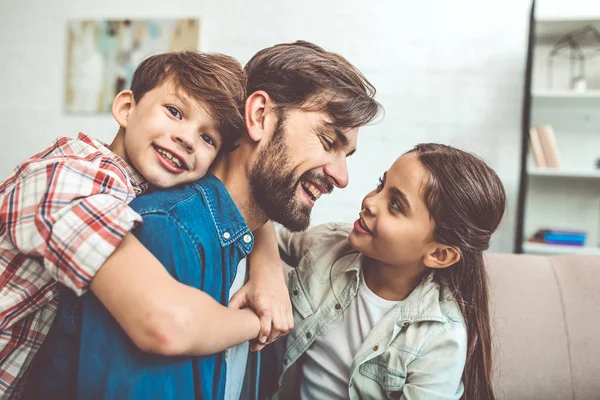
[306,332,312,339]
[335,303,341,310]
[223,232,231,240]
[293,290,299,296]
[373,345,379,351]
[243,234,252,244]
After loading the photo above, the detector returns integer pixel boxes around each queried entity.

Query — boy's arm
[90,215,261,356]
[0,159,141,295]
[229,222,293,351]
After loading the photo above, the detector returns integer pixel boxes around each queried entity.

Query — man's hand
[229,263,293,351]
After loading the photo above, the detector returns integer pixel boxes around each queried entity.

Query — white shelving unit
[523,242,600,256]
[520,8,600,256]
[528,167,600,179]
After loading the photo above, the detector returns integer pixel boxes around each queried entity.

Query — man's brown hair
[130,51,247,151]
[245,40,380,129]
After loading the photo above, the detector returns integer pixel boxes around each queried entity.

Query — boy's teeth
[157,148,182,168]
[301,181,322,200]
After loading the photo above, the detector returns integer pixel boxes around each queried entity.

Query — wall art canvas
[65,18,199,113]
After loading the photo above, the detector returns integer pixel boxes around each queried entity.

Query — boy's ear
[244,90,274,142]
[423,243,461,269]
[112,90,134,128]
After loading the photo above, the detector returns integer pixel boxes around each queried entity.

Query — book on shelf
[535,125,561,168]
[528,127,547,167]
[530,229,586,246]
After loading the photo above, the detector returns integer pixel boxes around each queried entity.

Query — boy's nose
[172,131,195,154]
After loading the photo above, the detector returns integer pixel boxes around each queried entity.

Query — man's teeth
[301,181,322,201]
[157,148,183,168]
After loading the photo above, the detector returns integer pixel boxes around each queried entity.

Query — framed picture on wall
[65,18,199,113]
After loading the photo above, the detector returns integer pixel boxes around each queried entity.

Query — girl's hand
[229,263,293,351]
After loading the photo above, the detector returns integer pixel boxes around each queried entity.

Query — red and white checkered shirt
[0,133,148,398]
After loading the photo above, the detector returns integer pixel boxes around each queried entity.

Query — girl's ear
[244,90,274,142]
[424,243,461,269]
[112,90,134,128]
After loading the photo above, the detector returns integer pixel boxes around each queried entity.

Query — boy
[0,51,290,398]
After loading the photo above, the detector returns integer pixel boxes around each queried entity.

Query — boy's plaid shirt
[0,133,148,398]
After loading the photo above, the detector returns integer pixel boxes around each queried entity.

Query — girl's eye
[201,134,216,147]
[166,106,182,119]
[377,176,384,190]
[390,198,404,213]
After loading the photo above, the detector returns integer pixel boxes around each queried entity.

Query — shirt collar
[346,258,446,324]
[78,132,149,196]
[194,174,253,253]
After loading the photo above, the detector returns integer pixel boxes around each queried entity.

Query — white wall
[0,0,534,252]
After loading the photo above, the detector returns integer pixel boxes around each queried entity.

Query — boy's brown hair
[245,40,381,130]
[131,51,247,151]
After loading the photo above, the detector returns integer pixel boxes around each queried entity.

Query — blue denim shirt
[28,174,260,400]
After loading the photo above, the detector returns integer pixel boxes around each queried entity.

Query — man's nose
[324,153,349,189]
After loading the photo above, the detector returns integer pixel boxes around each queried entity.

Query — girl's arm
[91,228,261,356]
[229,221,293,350]
[401,322,467,399]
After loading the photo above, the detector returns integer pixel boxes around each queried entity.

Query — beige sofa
[486,253,600,400]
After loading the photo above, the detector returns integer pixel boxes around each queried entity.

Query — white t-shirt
[224,258,249,400]
[300,271,400,400]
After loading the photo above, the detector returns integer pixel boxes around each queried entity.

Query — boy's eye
[201,134,216,147]
[166,105,182,119]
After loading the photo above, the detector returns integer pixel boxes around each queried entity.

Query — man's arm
[90,216,261,356]
[230,221,293,350]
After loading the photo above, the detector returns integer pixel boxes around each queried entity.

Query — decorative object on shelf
[547,25,600,91]
[529,229,587,247]
[65,18,200,113]
[530,125,561,168]
[528,127,547,167]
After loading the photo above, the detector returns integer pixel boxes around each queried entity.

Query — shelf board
[532,91,600,107]
[523,242,600,255]
[528,168,600,179]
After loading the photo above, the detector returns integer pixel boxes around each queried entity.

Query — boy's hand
[229,263,293,351]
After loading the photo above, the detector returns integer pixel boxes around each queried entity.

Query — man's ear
[112,90,134,128]
[245,90,273,142]
[423,243,461,269]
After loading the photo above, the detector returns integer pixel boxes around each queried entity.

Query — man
[46,41,380,400]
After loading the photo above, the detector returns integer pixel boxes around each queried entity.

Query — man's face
[123,80,222,188]
[250,108,358,231]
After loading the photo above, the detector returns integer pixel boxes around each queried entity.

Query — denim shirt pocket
[288,270,315,319]
[359,358,406,394]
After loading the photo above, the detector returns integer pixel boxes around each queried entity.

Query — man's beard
[249,115,332,231]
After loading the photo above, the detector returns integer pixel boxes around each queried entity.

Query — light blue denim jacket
[274,222,467,400]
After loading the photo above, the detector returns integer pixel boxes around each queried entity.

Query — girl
[273,143,505,400]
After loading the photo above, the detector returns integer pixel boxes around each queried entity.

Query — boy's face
[119,80,222,188]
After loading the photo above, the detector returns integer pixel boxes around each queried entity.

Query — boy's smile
[154,145,189,172]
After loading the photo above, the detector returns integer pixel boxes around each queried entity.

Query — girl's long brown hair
[408,144,506,400]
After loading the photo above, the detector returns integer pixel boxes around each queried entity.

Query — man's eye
[166,106,182,119]
[320,136,333,151]
[201,134,216,147]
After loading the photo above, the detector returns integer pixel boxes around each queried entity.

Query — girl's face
[348,153,436,268]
